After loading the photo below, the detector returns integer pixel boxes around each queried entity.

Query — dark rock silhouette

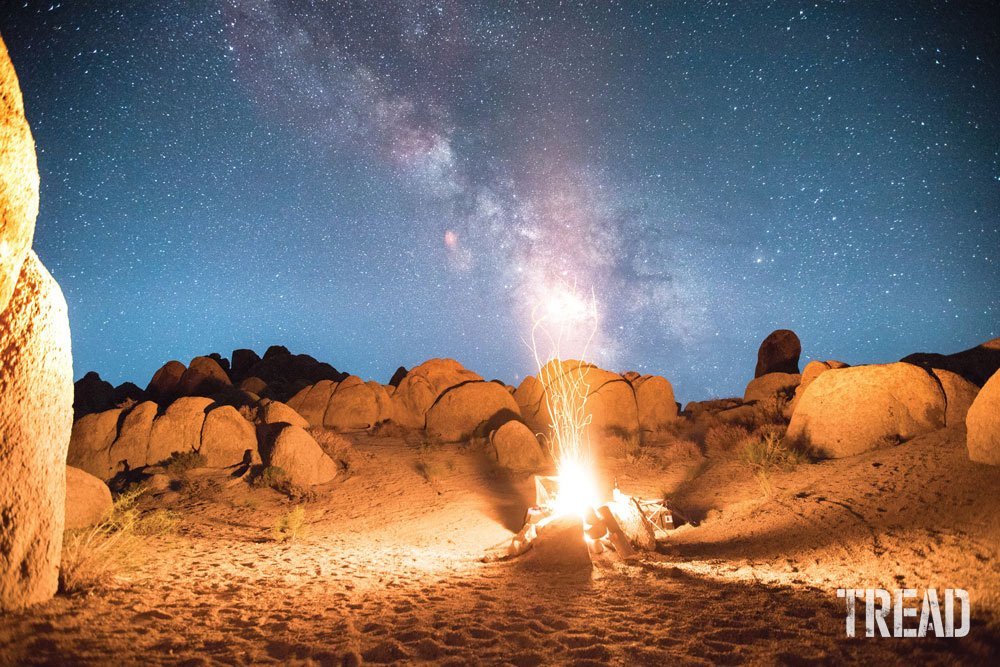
[754,329,801,377]
[73,371,116,418]
[230,348,261,382]
[388,366,408,387]
[901,336,1000,387]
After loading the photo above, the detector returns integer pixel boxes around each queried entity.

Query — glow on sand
[530,281,601,518]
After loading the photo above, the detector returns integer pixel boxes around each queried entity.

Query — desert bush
[748,396,789,428]
[160,450,208,476]
[704,423,751,455]
[238,403,260,423]
[739,432,808,494]
[60,488,177,594]
[251,465,289,489]
[271,505,306,542]
[370,419,408,438]
[308,428,357,472]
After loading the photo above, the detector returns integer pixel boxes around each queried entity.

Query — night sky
[2,1,997,402]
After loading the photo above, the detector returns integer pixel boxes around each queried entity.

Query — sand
[1,426,998,665]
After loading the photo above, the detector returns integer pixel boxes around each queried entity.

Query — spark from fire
[530,279,601,517]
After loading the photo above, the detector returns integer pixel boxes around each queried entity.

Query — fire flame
[530,280,601,517]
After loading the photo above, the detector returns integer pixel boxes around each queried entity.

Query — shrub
[308,428,357,471]
[370,419,408,438]
[160,450,208,476]
[739,432,808,495]
[250,465,289,489]
[60,488,176,594]
[704,423,750,455]
[271,505,306,542]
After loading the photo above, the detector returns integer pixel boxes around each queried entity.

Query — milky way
[2,1,997,401]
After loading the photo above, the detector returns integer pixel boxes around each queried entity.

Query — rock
[966,370,1000,465]
[199,406,257,468]
[206,352,230,376]
[0,252,73,610]
[519,515,591,570]
[388,366,408,387]
[392,358,482,429]
[258,399,309,429]
[513,375,551,436]
[789,360,849,413]
[902,337,1000,387]
[112,382,146,406]
[323,376,382,431]
[632,375,678,432]
[367,381,394,425]
[607,493,657,551]
[246,350,342,387]
[287,379,338,427]
[107,401,158,477]
[744,372,800,403]
[147,397,213,465]
[786,363,945,458]
[264,344,290,359]
[754,329,801,377]
[684,398,742,416]
[425,381,520,442]
[176,356,231,397]
[230,348,261,382]
[264,424,339,486]
[67,408,124,480]
[931,369,979,428]
[144,473,170,492]
[73,371,116,419]
[622,370,641,382]
[146,360,186,403]
[64,466,112,530]
[238,376,268,395]
[490,421,549,471]
[539,360,639,438]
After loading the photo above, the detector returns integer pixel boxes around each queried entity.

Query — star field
[2,1,997,402]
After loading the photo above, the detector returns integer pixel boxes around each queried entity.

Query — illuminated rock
[930,368,979,428]
[176,355,231,397]
[264,423,339,486]
[147,397,213,464]
[754,329,801,378]
[789,360,848,413]
[513,375,552,436]
[108,401,158,476]
[743,372,800,403]
[64,466,112,530]
[200,405,257,467]
[787,362,945,458]
[287,379,337,426]
[966,370,1000,465]
[425,380,520,442]
[323,376,382,430]
[490,420,549,471]
[392,358,482,428]
[67,408,124,479]
[632,375,678,432]
[258,398,309,429]
[0,254,73,610]
[146,359,186,403]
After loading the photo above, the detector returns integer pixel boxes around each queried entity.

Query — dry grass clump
[739,432,809,495]
[60,488,177,594]
[271,505,307,542]
[160,450,208,476]
[704,423,751,455]
[370,419,409,438]
[308,427,358,472]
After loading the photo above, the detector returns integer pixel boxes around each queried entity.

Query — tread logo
[837,588,970,638]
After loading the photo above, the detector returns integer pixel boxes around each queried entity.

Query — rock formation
[425,380,520,442]
[754,329,801,377]
[0,38,74,611]
[789,360,848,413]
[744,372,800,404]
[489,421,549,471]
[902,336,1000,387]
[966,369,1000,465]
[631,375,678,432]
[64,466,112,530]
[391,358,483,429]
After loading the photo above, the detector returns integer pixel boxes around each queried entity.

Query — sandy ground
[1,427,998,665]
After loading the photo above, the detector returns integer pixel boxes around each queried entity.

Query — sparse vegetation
[161,450,208,476]
[60,488,177,594]
[271,505,306,542]
[739,432,809,495]
[251,465,290,489]
[309,428,357,472]
[370,419,408,438]
[704,423,751,454]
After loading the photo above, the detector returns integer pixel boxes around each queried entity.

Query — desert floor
[1,426,999,665]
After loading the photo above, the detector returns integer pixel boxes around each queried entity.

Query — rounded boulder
[966,369,1000,465]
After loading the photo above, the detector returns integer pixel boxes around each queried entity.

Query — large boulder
[489,420,549,471]
[230,348,261,382]
[754,329,801,377]
[787,363,945,458]
[263,424,339,486]
[966,370,1000,465]
[930,368,979,428]
[425,381,520,442]
[107,400,158,477]
[258,398,309,429]
[632,375,678,432]
[146,360,186,403]
[287,379,338,427]
[64,466,112,530]
[176,356,231,397]
[513,375,551,436]
[789,360,849,413]
[538,360,639,438]
[392,358,482,428]
[744,372,800,404]
[902,337,1000,387]
[147,396,213,464]
[0,254,73,610]
[238,376,268,395]
[199,405,257,467]
[323,376,385,431]
[67,408,124,480]
[243,350,343,398]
